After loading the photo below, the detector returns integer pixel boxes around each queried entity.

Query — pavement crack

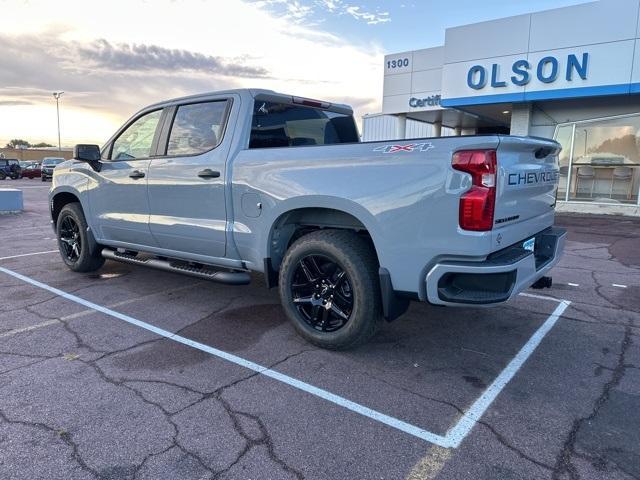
[0,357,52,376]
[478,420,554,472]
[0,407,102,479]
[213,397,305,480]
[552,325,633,480]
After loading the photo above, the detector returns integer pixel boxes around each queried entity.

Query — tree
[4,139,55,148]
[5,139,31,149]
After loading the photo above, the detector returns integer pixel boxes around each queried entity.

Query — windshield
[43,158,64,166]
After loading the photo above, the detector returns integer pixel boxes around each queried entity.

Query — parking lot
[0,178,638,480]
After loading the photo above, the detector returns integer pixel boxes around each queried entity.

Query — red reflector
[452,150,497,231]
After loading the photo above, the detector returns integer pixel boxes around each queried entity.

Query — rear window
[166,100,229,156]
[249,101,358,149]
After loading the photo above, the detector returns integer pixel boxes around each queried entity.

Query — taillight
[452,149,497,231]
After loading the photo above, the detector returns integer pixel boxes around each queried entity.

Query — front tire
[279,230,381,350]
[56,203,105,272]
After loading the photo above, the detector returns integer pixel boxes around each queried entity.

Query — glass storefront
[554,114,640,205]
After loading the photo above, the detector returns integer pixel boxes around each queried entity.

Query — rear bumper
[425,227,566,306]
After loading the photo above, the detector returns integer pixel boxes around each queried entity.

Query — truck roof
[146,88,353,114]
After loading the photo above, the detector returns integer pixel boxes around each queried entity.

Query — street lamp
[52,91,64,151]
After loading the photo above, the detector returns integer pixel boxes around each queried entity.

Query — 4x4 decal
[373,142,434,153]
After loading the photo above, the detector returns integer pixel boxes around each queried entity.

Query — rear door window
[249,101,359,148]
[166,100,229,156]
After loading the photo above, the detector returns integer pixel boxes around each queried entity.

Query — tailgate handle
[535,147,554,159]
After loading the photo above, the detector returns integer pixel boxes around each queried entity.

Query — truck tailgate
[492,136,561,249]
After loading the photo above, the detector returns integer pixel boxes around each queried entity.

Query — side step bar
[101,249,251,285]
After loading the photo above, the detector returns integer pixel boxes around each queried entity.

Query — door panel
[89,108,163,246]
[147,100,230,258]
[89,159,156,245]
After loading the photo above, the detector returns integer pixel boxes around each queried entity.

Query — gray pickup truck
[50,88,565,349]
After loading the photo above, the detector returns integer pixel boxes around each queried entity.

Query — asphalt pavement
[0,178,638,480]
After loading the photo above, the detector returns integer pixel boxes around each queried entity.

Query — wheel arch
[51,189,100,257]
[51,190,82,225]
[264,198,385,281]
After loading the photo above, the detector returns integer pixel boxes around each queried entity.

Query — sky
[0,0,589,147]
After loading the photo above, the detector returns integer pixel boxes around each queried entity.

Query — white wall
[382,0,640,111]
[362,115,456,141]
[441,0,640,105]
[382,47,444,115]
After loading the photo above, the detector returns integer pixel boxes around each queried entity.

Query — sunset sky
[0,0,585,147]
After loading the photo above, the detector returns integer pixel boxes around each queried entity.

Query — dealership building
[364,0,640,208]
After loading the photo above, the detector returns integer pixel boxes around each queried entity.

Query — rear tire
[279,229,381,350]
[56,203,105,272]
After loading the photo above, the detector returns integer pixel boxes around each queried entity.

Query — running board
[101,249,251,285]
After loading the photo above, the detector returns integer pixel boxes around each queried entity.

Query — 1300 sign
[387,58,409,69]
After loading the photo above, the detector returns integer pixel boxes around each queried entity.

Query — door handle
[198,168,221,179]
[129,170,145,179]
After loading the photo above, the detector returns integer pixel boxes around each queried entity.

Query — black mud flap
[379,268,410,322]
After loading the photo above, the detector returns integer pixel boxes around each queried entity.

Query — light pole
[53,91,64,151]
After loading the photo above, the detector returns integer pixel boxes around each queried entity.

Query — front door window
[111,110,163,161]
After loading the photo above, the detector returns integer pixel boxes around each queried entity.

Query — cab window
[166,101,229,156]
[249,101,359,149]
[111,110,163,160]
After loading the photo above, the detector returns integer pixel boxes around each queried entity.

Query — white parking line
[0,282,201,339]
[568,283,579,287]
[612,284,628,288]
[445,299,570,447]
[0,319,60,338]
[0,265,571,449]
[0,250,58,261]
[518,291,560,302]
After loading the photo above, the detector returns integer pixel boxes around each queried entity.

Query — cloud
[0,100,33,106]
[0,32,269,110]
[0,0,384,146]
[75,39,269,77]
[343,5,391,25]
[252,0,391,25]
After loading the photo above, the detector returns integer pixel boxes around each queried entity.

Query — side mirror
[73,144,102,172]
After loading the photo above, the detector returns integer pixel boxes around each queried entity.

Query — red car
[20,162,42,179]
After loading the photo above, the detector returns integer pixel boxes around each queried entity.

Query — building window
[554,115,640,205]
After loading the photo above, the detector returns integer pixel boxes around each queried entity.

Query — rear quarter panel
[231,136,503,296]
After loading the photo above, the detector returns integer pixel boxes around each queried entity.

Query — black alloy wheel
[290,254,354,332]
[59,215,82,262]
[56,203,105,272]
[279,229,381,349]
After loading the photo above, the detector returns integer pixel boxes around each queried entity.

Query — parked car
[41,157,65,181]
[0,159,21,179]
[49,89,565,349]
[21,162,42,179]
